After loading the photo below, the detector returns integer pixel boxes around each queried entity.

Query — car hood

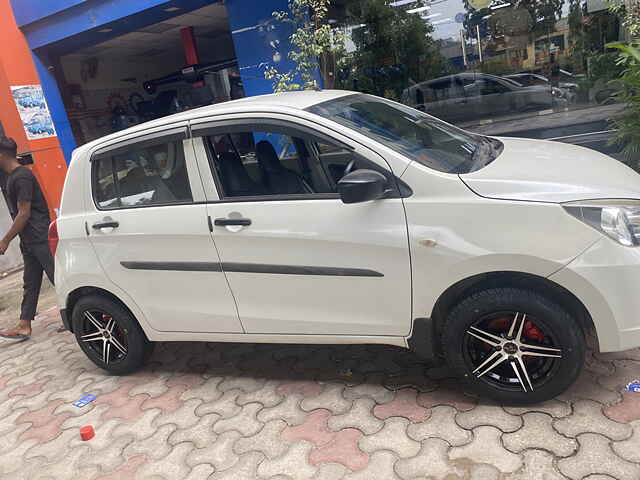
[460,137,640,203]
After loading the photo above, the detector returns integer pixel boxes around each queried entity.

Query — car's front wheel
[442,288,585,404]
[72,295,153,375]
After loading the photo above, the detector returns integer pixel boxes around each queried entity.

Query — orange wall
[0,0,68,218]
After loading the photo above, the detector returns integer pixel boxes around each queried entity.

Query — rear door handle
[92,221,119,229]
[214,218,251,227]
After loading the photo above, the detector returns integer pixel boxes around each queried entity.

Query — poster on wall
[10,85,57,140]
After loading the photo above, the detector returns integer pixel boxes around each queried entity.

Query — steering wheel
[343,159,356,178]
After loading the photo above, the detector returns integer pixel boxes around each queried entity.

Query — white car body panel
[204,197,411,336]
[55,89,640,357]
[79,131,242,334]
[550,238,640,352]
[188,112,411,336]
[400,160,603,322]
[462,138,640,203]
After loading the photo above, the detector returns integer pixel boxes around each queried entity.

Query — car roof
[75,89,355,156]
[409,72,506,89]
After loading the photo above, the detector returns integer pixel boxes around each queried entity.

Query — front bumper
[550,238,640,352]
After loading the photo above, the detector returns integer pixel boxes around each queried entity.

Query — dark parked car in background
[402,73,558,124]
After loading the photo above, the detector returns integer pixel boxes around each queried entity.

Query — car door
[85,126,242,334]
[468,76,512,120]
[190,117,412,336]
[427,76,469,123]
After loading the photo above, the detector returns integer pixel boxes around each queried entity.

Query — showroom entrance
[55,2,242,145]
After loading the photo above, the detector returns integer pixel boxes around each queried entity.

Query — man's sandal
[0,333,30,342]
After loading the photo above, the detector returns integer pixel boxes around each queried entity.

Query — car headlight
[563,200,640,246]
[551,87,563,98]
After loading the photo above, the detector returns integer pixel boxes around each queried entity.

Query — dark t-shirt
[2,166,50,244]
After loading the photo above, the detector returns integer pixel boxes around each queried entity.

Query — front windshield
[307,94,502,174]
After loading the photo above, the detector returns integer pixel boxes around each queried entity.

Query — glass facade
[327,0,629,161]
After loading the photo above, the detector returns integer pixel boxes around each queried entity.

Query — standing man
[548,53,561,88]
[0,136,54,341]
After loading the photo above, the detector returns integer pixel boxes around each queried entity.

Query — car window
[479,79,510,95]
[207,129,332,198]
[308,93,501,174]
[204,128,378,198]
[312,139,364,186]
[93,138,192,209]
[427,78,461,101]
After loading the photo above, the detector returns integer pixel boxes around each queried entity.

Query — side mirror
[337,169,388,204]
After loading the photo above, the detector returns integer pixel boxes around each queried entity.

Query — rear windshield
[307,94,502,174]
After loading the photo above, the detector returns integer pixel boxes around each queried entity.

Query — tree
[265,0,345,92]
[337,0,447,99]
[462,0,565,45]
[608,3,640,167]
[608,42,640,165]
[610,0,640,38]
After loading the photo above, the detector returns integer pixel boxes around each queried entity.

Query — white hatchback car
[51,90,640,404]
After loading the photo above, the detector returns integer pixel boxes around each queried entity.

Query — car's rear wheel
[72,295,153,375]
[442,288,584,404]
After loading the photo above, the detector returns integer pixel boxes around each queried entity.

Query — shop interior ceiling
[57,2,236,144]
[64,3,231,72]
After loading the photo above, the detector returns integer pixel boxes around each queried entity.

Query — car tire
[442,288,584,405]
[72,295,154,375]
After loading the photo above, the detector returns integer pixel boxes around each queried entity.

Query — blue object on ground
[626,381,640,393]
[73,394,96,407]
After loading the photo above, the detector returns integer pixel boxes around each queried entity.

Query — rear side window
[93,137,192,209]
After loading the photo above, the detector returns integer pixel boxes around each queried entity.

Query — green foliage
[463,0,563,43]
[336,0,447,99]
[609,1,640,38]
[590,52,625,82]
[607,42,640,164]
[265,0,345,92]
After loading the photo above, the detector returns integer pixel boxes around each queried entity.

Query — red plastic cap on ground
[80,425,95,441]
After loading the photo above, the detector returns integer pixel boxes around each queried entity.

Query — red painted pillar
[180,27,200,66]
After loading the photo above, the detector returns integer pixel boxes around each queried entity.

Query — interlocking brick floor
[0,307,639,480]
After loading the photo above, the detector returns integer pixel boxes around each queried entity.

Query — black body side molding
[121,261,383,277]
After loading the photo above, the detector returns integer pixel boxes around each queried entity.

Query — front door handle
[92,221,120,229]
[214,218,251,227]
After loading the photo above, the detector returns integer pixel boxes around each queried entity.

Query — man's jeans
[20,242,54,321]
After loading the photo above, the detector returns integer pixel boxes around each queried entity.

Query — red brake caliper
[524,320,544,342]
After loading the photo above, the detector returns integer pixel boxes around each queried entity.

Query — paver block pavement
[300,384,352,416]
[234,419,289,459]
[372,388,430,422]
[185,430,241,471]
[554,399,632,440]
[343,451,399,480]
[1,307,640,480]
[604,390,640,423]
[508,449,566,480]
[309,428,369,472]
[557,432,640,480]
[358,417,420,458]
[503,412,577,457]
[395,438,464,480]
[258,442,318,479]
[611,420,640,463]
[449,426,523,473]
[455,404,522,433]
[327,398,383,434]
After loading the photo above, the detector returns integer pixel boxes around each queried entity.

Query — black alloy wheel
[72,295,153,374]
[442,288,585,404]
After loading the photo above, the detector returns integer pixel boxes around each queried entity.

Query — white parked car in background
[51,90,640,404]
